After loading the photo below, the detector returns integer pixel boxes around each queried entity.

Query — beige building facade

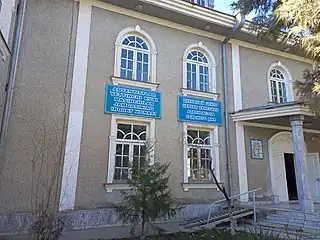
[0,0,319,222]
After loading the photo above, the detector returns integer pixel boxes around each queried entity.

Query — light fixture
[204,24,211,31]
[311,135,318,141]
[283,47,291,52]
[136,4,144,11]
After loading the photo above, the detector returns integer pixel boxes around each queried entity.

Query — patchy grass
[97,228,283,240]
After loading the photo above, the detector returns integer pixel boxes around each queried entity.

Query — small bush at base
[94,228,298,240]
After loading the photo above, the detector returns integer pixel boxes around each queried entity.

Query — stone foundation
[0,203,221,235]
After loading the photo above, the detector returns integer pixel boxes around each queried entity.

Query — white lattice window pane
[199,130,210,145]
[133,144,146,168]
[120,35,150,82]
[143,53,149,81]
[193,0,208,7]
[136,52,149,82]
[199,65,209,92]
[187,129,212,182]
[114,143,130,181]
[282,82,287,102]
[114,122,148,182]
[198,52,207,63]
[186,50,210,92]
[187,129,198,144]
[270,80,278,103]
[120,48,134,80]
[188,147,199,181]
[200,148,211,180]
[208,0,214,8]
[278,81,287,103]
[117,123,131,139]
[132,124,147,140]
[269,68,288,104]
[187,62,197,90]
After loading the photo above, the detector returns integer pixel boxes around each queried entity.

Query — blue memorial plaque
[178,95,222,125]
[105,84,161,118]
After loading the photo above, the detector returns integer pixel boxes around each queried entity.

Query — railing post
[253,191,257,225]
[206,188,262,227]
[207,205,213,225]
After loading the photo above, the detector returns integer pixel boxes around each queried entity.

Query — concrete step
[239,223,320,240]
[266,214,320,228]
[265,216,320,229]
[263,217,320,231]
[273,211,320,220]
[259,220,319,233]
[198,210,254,230]
[182,207,252,228]
[266,214,320,223]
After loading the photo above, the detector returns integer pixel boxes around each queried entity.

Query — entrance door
[284,153,298,200]
[306,153,320,202]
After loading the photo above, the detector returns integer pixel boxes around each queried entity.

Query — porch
[231,102,320,212]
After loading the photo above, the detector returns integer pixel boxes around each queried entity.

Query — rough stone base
[0,203,221,235]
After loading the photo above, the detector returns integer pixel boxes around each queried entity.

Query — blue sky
[214,0,234,14]
[214,0,255,20]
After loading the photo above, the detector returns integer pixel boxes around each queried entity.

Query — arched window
[114,26,157,84]
[120,36,149,82]
[183,42,216,93]
[187,51,209,92]
[268,62,293,104]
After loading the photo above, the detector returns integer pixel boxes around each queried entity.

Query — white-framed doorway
[269,131,294,202]
[268,131,320,202]
[306,153,320,203]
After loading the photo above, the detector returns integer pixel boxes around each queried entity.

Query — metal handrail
[206,188,263,225]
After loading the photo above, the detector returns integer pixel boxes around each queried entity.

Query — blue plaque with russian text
[105,84,161,118]
[178,95,222,125]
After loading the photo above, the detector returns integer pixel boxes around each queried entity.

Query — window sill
[111,76,159,91]
[181,182,223,192]
[104,183,131,193]
[181,88,219,99]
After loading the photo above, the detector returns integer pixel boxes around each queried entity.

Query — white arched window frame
[267,62,293,104]
[114,25,157,84]
[183,42,217,94]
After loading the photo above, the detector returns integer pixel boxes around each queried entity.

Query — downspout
[0,0,26,153]
[223,12,245,197]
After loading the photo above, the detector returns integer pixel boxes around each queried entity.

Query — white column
[232,43,248,201]
[231,43,242,111]
[59,0,92,211]
[236,122,248,201]
[290,115,314,212]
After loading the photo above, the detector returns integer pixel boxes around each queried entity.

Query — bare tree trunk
[210,168,235,234]
[141,213,145,240]
[228,199,235,235]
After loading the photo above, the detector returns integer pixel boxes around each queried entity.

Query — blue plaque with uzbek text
[178,95,222,125]
[105,84,161,118]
